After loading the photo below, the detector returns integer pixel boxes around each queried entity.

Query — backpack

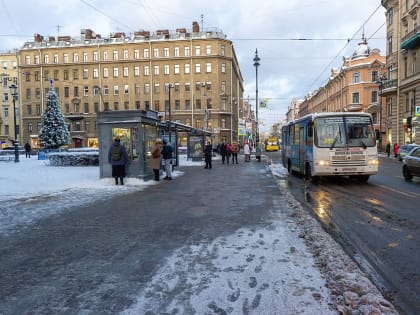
[111,146,122,161]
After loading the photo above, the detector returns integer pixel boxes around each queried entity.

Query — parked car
[397,144,419,161]
[402,146,420,180]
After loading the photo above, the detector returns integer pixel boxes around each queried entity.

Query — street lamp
[9,83,19,163]
[253,49,260,144]
[377,74,387,152]
[167,83,174,144]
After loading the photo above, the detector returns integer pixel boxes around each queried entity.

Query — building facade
[0,52,19,147]
[381,0,420,146]
[17,21,244,149]
[297,38,387,149]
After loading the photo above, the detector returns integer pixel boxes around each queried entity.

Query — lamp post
[9,84,19,163]
[377,74,386,152]
[253,49,260,144]
[167,83,174,144]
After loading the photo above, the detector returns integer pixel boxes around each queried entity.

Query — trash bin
[38,150,47,160]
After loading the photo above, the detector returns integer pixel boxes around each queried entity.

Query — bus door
[299,126,305,174]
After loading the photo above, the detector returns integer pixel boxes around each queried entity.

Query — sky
[0,0,387,132]
[0,153,397,314]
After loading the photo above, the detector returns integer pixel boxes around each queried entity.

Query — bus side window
[307,123,313,138]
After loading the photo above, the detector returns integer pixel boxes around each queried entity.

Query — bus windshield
[314,115,376,148]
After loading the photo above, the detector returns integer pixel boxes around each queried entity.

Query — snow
[0,155,398,314]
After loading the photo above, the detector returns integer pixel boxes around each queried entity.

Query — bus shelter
[97,109,164,179]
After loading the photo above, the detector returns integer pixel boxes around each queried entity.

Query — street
[272,151,420,315]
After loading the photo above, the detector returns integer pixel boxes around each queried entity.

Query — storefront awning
[401,32,420,50]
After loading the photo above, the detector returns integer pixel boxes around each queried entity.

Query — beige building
[298,37,386,148]
[381,0,420,146]
[17,21,244,149]
[0,51,19,147]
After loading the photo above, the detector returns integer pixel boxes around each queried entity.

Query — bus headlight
[316,160,329,166]
[368,158,379,165]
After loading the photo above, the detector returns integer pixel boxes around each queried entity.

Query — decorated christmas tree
[39,81,70,149]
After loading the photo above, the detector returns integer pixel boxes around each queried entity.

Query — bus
[265,137,280,151]
[281,112,379,182]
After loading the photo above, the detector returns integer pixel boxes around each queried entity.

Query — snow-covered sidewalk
[0,156,398,314]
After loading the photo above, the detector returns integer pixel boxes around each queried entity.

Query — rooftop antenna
[56,25,62,37]
[201,14,204,31]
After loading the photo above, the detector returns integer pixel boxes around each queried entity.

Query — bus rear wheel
[305,163,319,183]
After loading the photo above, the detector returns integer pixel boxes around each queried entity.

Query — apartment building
[297,37,386,148]
[17,21,244,148]
[0,52,19,147]
[381,0,419,146]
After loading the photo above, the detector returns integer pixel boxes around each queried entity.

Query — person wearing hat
[161,139,173,180]
[151,138,163,181]
[108,137,128,185]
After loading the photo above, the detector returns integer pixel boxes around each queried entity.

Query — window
[195,46,201,56]
[221,45,225,56]
[153,48,159,57]
[163,47,169,57]
[154,100,160,111]
[135,101,140,109]
[74,86,79,97]
[124,101,129,109]
[93,68,99,78]
[113,50,118,60]
[221,99,226,110]
[185,99,191,110]
[103,51,108,61]
[123,67,129,77]
[154,65,159,75]
[352,72,360,83]
[154,83,160,94]
[123,50,128,59]
[25,72,30,82]
[207,98,212,109]
[44,54,49,64]
[388,36,393,54]
[352,92,360,104]
[174,47,180,57]
[36,104,41,115]
[103,85,109,95]
[195,63,201,73]
[28,123,33,133]
[74,103,80,113]
[371,90,378,103]
[134,49,139,59]
[63,53,68,63]
[184,46,190,57]
[134,66,140,77]
[135,84,140,95]
[114,102,119,110]
[83,69,89,79]
[144,83,150,94]
[83,52,88,61]
[54,70,59,80]
[114,85,119,95]
[63,70,69,80]
[196,119,202,129]
[221,63,226,73]
[26,88,31,100]
[94,102,99,113]
[164,65,170,75]
[84,103,89,113]
[113,67,119,77]
[124,84,129,94]
[73,53,79,62]
[104,102,109,111]
[35,55,39,64]
[185,83,190,92]
[371,70,379,82]
[174,64,180,74]
[83,86,89,96]
[103,67,109,78]
[93,51,98,61]
[73,70,79,80]
[184,63,190,74]
[206,63,212,73]
[196,99,201,110]
[174,83,180,92]
[206,45,211,55]
[54,54,59,63]
[143,48,149,58]
[175,100,180,110]
[35,71,40,81]
[85,121,91,132]
[389,7,393,25]
[145,100,150,110]
[144,66,150,76]
[221,81,226,93]
[64,87,69,97]
[25,56,30,65]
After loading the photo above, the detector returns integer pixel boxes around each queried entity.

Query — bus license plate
[342,167,357,172]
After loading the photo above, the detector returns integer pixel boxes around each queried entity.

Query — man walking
[161,139,173,180]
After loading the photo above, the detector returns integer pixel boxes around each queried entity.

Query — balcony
[346,103,362,111]
[378,79,398,96]
[401,25,420,50]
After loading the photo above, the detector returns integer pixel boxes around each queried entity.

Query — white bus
[281,112,379,182]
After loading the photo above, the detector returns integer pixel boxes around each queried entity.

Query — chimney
[34,33,44,42]
[192,21,199,33]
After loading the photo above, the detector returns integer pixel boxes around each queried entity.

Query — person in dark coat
[108,137,129,185]
[24,141,31,158]
[204,140,212,169]
[219,141,227,164]
[161,139,173,180]
[385,142,391,157]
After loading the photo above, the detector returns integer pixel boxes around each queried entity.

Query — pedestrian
[226,143,232,164]
[219,141,227,164]
[243,142,251,162]
[393,143,399,158]
[231,141,239,164]
[161,139,173,180]
[255,142,262,162]
[108,137,128,185]
[386,142,391,157]
[24,141,31,158]
[204,140,212,169]
[151,138,162,181]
